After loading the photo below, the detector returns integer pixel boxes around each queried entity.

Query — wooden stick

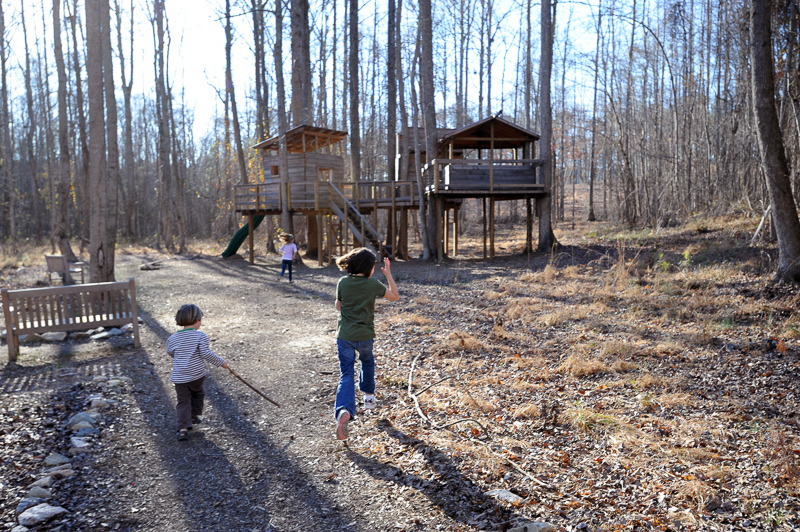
[227,367,281,407]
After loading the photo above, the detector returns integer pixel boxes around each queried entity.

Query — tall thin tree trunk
[537,0,558,251]
[751,0,800,281]
[0,0,15,247]
[21,4,43,241]
[419,0,440,260]
[101,0,118,279]
[349,0,361,182]
[53,0,78,261]
[274,0,293,233]
[154,0,174,252]
[116,0,136,238]
[70,0,90,246]
[86,0,110,281]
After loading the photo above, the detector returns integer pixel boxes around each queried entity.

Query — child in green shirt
[334,248,400,440]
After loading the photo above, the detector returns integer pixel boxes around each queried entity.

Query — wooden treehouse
[397,115,546,259]
[233,125,420,264]
[232,117,546,264]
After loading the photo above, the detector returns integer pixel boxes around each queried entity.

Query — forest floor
[2,202,800,531]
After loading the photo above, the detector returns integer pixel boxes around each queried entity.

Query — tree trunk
[85,0,110,281]
[53,0,78,261]
[274,0,293,233]
[116,0,136,238]
[21,4,43,241]
[419,0,440,261]
[154,0,174,252]
[0,0,16,247]
[70,0,90,245]
[751,0,800,281]
[101,0,118,279]
[387,0,397,183]
[349,0,361,182]
[537,0,558,252]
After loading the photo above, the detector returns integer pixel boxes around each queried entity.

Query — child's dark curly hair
[336,247,377,276]
[175,304,204,326]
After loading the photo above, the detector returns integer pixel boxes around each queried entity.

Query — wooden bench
[45,254,87,285]
[2,278,141,363]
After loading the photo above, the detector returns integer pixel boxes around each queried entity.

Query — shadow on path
[346,418,519,531]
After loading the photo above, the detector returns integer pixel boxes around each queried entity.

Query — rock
[41,331,68,342]
[42,468,75,479]
[87,327,104,335]
[17,504,68,527]
[15,498,47,517]
[508,523,558,532]
[70,437,91,449]
[121,323,134,332]
[66,411,100,429]
[43,453,70,466]
[0,329,6,340]
[11,525,30,532]
[91,331,112,340]
[107,327,123,336]
[70,420,95,432]
[19,334,44,344]
[42,464,72,474]
[29,476,52,488]
[91,375,109,382]
[69,331,90,340]
[74,427,101,437]
[26,487,51,499]
[486,489,525,505]
[90,398,110,409]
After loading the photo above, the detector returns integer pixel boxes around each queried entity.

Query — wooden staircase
[329,183,384,256]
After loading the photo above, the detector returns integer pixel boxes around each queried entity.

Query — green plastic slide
[221,215,265,257]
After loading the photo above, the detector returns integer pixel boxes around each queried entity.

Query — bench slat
[2,278,141,363]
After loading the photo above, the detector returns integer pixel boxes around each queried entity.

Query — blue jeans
[335,339,375,420]
[280,259,293,281]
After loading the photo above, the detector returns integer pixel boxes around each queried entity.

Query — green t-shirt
[336,275,387,341]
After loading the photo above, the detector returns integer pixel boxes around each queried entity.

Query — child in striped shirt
[166,304,228,441]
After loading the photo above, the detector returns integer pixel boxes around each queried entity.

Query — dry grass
[444,332,487,352]
[389,313,435,327]
[557,353,610,376]
[512,404,540,419]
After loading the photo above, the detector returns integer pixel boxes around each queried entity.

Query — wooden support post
[490,197,496,258]
[436,197,444,262]
[444,208,449,256]
[317,215,323,266]
[248,213,255,264]
[526,198,533,252]
[399,208,408,259]
[391,183,396,259]
[482,198,488,259]
[454,206,459,256]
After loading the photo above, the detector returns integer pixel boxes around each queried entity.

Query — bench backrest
[2,279,139,335]
[45,254,68,274]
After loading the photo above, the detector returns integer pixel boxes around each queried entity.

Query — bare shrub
[512,404,540,419]
[611,359,638,372]
[557,353,610,376]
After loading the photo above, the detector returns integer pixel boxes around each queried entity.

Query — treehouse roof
[253,125,347,153]
[440,115,540,149]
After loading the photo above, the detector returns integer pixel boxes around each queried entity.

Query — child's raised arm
[381,257,400,301]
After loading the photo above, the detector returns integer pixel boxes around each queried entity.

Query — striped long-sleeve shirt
[166,329,225,384]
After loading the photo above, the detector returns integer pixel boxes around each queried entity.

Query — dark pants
[174,377,205,431]
[280,259,293,281]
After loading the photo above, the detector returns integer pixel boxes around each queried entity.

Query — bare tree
[53,0,78,260]
[420,0,439,260]
[349,0,361,181]
[153,0,174,252]
[0,0,15,247]
[86,0,112,281]
[751,0,800,281]
[21,3,43,241]
[69,0,90,245]
[537,0,557,251]
[274,0,292,233]
[116,0,136,237]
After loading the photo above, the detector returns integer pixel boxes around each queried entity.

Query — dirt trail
[2,251,500,532]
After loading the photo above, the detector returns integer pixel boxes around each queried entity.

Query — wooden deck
[425,159,547,198]
[234,180,420,215]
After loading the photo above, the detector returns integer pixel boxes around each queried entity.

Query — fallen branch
[227,367,280,407]
[408,353,491,440]
[140,261,162,271]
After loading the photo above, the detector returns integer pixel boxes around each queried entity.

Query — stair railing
[328,182,383,255]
